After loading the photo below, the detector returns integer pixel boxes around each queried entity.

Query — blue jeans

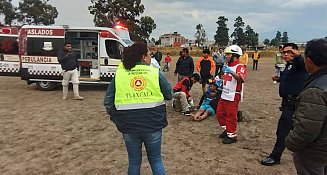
[122,129,166,175]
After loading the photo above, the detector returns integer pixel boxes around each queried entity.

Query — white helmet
[224,45,243,56]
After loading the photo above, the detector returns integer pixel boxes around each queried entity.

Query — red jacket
[164,56,172,63]
[173,77,192,98]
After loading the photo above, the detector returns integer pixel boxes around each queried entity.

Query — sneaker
[62,96,67,100]
[222,137,237,144]
[218,131,228,139]
[182,111,191,116]
[172,99,176,108]
[74,96,84,100]
[261,157,280,166]
[273,81,277,84]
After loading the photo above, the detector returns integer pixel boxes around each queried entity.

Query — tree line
[1,0,294,46]
[0,0,156,42]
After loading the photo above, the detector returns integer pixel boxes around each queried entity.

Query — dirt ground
[0,55,297,175]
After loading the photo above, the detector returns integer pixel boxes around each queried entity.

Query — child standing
[163,53,172,71]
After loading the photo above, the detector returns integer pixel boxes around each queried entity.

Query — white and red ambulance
[18,25,133,90]
[0,26,20,76]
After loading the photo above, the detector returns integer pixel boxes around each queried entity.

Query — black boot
[219,130,227,139]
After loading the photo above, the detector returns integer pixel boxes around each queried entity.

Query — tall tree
[244,25,259,47]
[231,16,245,45]
[89,0,153,41]
[18,0,58,25]
[137,16,156,42]
[270,38,278,46]
[270,31,282,47]
[281,31,289,44]
[263,39,270,45]
[194,24,206,46]
[214,16,229,46]
[0,0,17,26]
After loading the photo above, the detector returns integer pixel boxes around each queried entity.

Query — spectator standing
[239,48,249,67]
[252,48,260,70]
[174,48,195,82]
[285,38,327,175]
[274,45,285,84]
[163,53,172,71]
[154,48,163,66]
[197,49,216,93]
[213,48,225,76]
[261,43,309,166]
[57,41,84,100]
[104,42,172,175]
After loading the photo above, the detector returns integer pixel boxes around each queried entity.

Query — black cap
[203,49,210,54]
[192,73,200,82]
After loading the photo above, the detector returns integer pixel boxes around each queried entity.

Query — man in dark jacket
[261,43,309,166]
[153,48,162,66]
[285,38,327,175]
[174,48,194,82]
[57,41,83,100]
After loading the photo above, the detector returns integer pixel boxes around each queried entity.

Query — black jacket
[279,55,309,98]
[57,50,79,71]
[174,56,194,76]
[285,67,327,163]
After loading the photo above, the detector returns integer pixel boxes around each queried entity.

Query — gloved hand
[215,79,222,86]
[222,65,232,73]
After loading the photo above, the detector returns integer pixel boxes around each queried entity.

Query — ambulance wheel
[36,81,56,91]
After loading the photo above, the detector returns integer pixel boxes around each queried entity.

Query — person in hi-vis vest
[252,48,261,70]
[104,42,172,175]
[216,45,246,144]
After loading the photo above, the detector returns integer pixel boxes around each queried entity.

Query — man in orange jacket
[197,49,216,93]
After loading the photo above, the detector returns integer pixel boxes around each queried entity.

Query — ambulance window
[0,36,18,54]
[26,38,64,56]
[105,40,123,59]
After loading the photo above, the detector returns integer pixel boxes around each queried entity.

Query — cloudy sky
[7,0,327,42]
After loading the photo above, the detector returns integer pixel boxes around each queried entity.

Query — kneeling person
[172,73,200,116]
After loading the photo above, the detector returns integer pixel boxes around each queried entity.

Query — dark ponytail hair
[122,42,148,70]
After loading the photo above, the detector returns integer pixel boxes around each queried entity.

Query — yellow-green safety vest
[114,63,164,110]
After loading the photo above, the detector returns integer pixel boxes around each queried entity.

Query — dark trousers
[253,60,258,70]
[215,64,223,76]
[270,98,295,161]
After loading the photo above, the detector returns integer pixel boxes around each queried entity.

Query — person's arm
[74,53,79,69]
[210,58,216,74]
[293,55,306,70]
[245,53,248,65]
[181,79,191,98]
[251,53,254,59]
[285,88,326,152]
[258,53,261,59]
[174,58,180,75]
[197,58,202,72]
[223,65,245,83]
[57,50,69,63]
[159,71,173,100]
[104,78,116,115]
[190,58,194,75]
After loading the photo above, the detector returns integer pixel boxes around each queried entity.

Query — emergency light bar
[1,28,11,34]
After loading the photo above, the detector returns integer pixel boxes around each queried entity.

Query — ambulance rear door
[0,27,19,76]
[98,30,125,82]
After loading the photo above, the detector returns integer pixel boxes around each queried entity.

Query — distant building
[159,32,186,47]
